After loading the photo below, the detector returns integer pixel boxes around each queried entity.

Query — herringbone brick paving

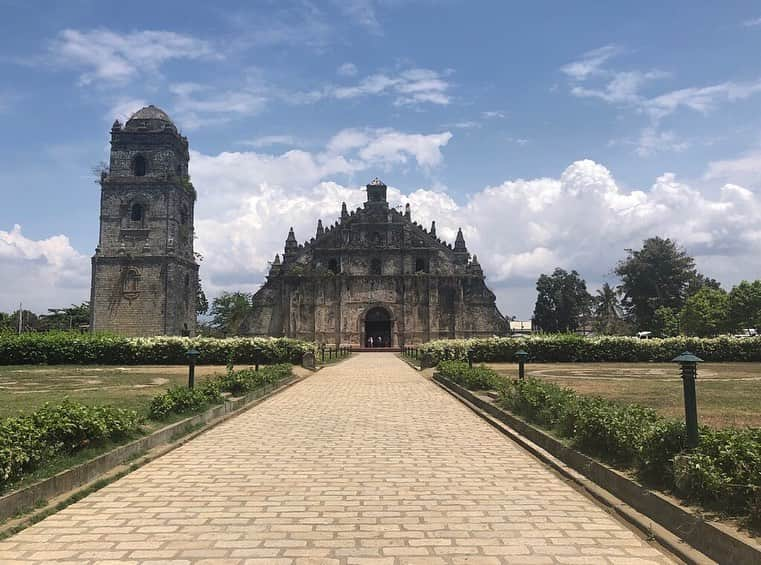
[0,353,676,564]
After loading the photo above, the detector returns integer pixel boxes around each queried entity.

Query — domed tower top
[124,105,177,133]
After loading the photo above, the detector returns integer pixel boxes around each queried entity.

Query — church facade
[246,179,508,346]
[90,106,198,337]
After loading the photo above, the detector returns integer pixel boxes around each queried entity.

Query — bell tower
[90,105,199,336]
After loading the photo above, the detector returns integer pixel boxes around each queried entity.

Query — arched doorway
[364,306,392,348]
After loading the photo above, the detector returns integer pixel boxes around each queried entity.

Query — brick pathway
[1,353,675,564]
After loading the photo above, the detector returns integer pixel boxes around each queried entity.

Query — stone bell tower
[90,105,199,336]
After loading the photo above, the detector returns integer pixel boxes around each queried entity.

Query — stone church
[90,106,198,336]
[246,178,508,346]
[89,105,507,341]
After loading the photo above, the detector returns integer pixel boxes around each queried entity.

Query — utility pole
[17,302,22,334]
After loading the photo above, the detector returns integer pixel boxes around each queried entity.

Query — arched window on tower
[370,258,382,275]
[130,202,144,224]
[124,268,140,295]
[328,258,339,274]
[133,155,147,177]
[415,258,428,273]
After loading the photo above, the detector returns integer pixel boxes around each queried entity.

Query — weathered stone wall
[91,108,198,337]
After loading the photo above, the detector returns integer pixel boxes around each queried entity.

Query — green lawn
[488,362,761,429]
[0,364,230,419]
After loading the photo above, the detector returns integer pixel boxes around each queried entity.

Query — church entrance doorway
[364,306,392,348]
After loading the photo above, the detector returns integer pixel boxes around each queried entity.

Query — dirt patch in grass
[487,362,761,429]
[0,365,230,419]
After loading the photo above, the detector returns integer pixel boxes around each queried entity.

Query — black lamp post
[186,348,200,389]
[672,351,703,448]
[515,350,529,380]
[467,348,474,369]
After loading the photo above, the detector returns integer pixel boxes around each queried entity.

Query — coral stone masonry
[90,106,198,337]
[247,178,508,345]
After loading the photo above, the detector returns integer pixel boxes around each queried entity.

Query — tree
[196,277,209,316]
[615,237,697,329]
[209,292,253,335]
[652,306,680,337]
[727,280,761,331]
[533,268,592,333]
[680,287,729,337]
[38,302,90,331]
[592,282,628,334]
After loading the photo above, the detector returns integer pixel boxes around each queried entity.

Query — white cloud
[188,145,761,318]
[7,131,761,319]
[629,126,689,157]
[52,29,217,86]
[481,110,506,119]
[561,45,622,81]
[310,67,452,106]
[644,80,761,120]
[704,149,761,187]
[241,135,302,149]
[0,225,90,312]
[107,98,148,123]
[337,62,358,77]
[169,82,266,129]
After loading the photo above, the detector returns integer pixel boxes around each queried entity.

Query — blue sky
[2,1,761,319]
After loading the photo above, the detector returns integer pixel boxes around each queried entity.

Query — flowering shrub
[436,362,761,524]
[0,332,313,365]
[0,401,142,489]
[420,334,761,363]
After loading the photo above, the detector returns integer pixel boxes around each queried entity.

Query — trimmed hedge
[437,362,761,526]
[420,334,761,363]
[148,363,293,420]
[0,401,142,489]
[0,333,313,365]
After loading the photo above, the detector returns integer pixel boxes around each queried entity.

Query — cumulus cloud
[188,148,761,318]
[0,225,90,312]
[7,131,761,319]
[51,29,217,86]
[704,149,761,188]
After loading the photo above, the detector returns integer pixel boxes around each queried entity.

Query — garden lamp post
[672,351,703,449]
[467,348,474,369]
[186,348,200,389]
[515,350,528,380]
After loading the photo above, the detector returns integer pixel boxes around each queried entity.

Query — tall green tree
[680,287,729,337]
[727,280,761,331]
[38,302,90,331]
[196,277,209,316]
[592,282,627,334]
[209,292,253,336]
[534,268,592,333]
[615,237,697,329]
[652,306,680,337]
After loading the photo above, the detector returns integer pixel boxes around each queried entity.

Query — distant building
[90,106,198,336]
[509,320,534,335]
[246,178,509,345]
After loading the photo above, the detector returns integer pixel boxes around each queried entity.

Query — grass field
[488,362,761,429]
[0,365,231,419]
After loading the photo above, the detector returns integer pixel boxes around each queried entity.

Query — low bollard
[673,351,703,448]
[186,348,199,389]
[515,350,528,380]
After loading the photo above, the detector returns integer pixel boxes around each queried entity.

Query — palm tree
[594,283,623,334]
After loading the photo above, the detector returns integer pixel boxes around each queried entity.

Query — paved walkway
[1,353,675,564]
